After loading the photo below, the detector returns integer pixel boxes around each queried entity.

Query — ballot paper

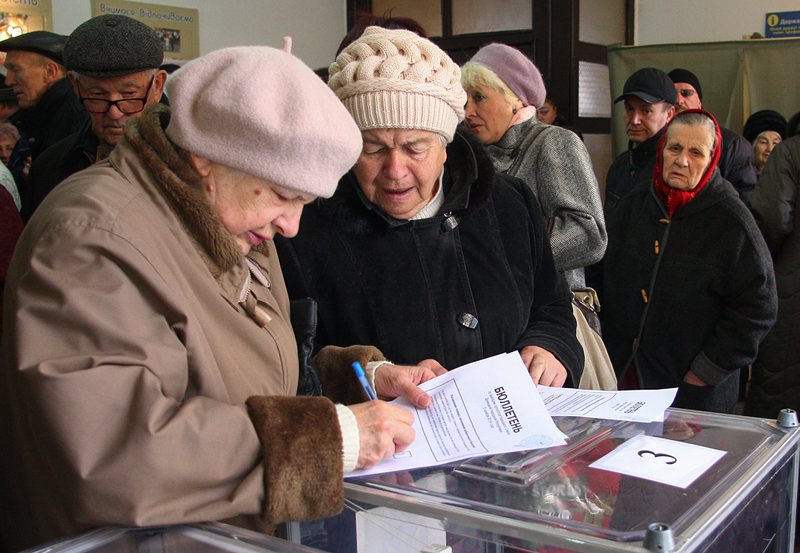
[590,434,726,488]
[539,386,678,422]
[347,352,567,478]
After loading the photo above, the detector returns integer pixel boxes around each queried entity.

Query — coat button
[457,313,479,329]
[441,214,460,232]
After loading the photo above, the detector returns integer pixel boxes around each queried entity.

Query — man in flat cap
[24,15,166,220]
[669,68,757,201]
[604,67,675,214]
[0,31,87,190]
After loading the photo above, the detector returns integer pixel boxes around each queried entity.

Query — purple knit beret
[165,42,362,199]
[470,43,546,108]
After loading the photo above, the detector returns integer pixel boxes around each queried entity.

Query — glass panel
[579,61,612,118]
[452,0,532,35]
[371,0,443,37]
[579,0,626,45]
[341,410,795,543]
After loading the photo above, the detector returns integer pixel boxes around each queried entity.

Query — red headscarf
[653,109,722,217]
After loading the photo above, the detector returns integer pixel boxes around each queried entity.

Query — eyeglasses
[78,76,154,114]
[678,89,696,98]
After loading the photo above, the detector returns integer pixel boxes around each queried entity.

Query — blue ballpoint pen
[352,361,378,400]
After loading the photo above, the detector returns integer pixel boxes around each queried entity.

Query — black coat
[14,78,88,217]
[599,171,777,412]
[13,78,87,160]
[604,128,665,214]
[718,126,757,202]
[24,121,97,221]
[277,131,583,383]
[745,136,800,417]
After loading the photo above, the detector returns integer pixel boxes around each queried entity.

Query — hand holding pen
[352,359,447,407]
[352,361,377,400]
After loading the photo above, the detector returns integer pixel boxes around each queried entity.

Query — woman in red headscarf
[594,109,777,413]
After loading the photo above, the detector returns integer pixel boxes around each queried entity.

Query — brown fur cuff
[245,396,343,523]
[314,345,385,404]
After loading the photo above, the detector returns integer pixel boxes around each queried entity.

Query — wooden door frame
[345,0,634,135]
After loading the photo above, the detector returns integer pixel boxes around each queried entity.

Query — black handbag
[290,297,323,396]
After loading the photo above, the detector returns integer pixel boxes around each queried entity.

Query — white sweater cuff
[365,360,392,393]
[335,404,359,472]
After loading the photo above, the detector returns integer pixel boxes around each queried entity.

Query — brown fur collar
[124,104,269,276]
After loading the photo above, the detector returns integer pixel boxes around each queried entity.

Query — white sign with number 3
[590,435,726,489]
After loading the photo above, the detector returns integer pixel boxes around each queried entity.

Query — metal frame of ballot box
[287,408,800,553]
[22,522,325,553]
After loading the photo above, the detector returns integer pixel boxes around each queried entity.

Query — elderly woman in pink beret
[0,42,442,550]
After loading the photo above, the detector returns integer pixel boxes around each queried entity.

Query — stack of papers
[347,352,677,478]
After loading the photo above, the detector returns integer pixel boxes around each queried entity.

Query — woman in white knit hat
[0,41,444,550]
[277,27,583,391]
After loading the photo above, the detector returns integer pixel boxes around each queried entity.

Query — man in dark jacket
[604,68,675,214]
[277,27,583,387]
[0,31,87,206]
[24,15,166,221]
[668,68,758,201]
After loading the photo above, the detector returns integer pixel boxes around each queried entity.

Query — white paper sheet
[589,435,726,488]
[538,386,678,422]
[346,352,567,478]
[356,507,446,553]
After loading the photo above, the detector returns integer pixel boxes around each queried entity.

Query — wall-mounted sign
[765,11,800,39]
[0,0,53,39]
[91,0,199,60]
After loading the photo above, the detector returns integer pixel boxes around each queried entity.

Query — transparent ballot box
[22,522,324,553]
[293,409,799,553]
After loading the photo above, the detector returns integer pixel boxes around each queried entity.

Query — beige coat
[0,107,357,550]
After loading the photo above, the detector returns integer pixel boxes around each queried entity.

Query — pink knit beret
[470,43,546,109]
[328,26,466,143]
[165,43,362,198]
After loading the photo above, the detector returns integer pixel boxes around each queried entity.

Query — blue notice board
[765,11,800,38]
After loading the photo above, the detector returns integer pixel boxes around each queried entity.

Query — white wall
[636,0,800,44]
[51,0,347,70]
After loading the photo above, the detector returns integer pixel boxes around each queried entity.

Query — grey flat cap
[64,15,164,77]
[0,31,67,64]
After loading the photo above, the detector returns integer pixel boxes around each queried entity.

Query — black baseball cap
[614,67,676,105]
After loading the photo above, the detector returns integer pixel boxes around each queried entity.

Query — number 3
[637,449,678,465]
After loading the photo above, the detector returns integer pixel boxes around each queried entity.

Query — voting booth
[292,408,799,553]
[21,522,324,553]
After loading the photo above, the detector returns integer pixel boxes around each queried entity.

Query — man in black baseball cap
[1,30,88,199]
[605,67,676,213]
[668,68,757,200]
[25,15,166,220]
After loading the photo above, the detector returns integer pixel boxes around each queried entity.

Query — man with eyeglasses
[24,15,166,220]
[668,68,757,201]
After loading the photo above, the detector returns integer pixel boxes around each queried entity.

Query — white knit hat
[328,26,466,143]
[165,41,362,198]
